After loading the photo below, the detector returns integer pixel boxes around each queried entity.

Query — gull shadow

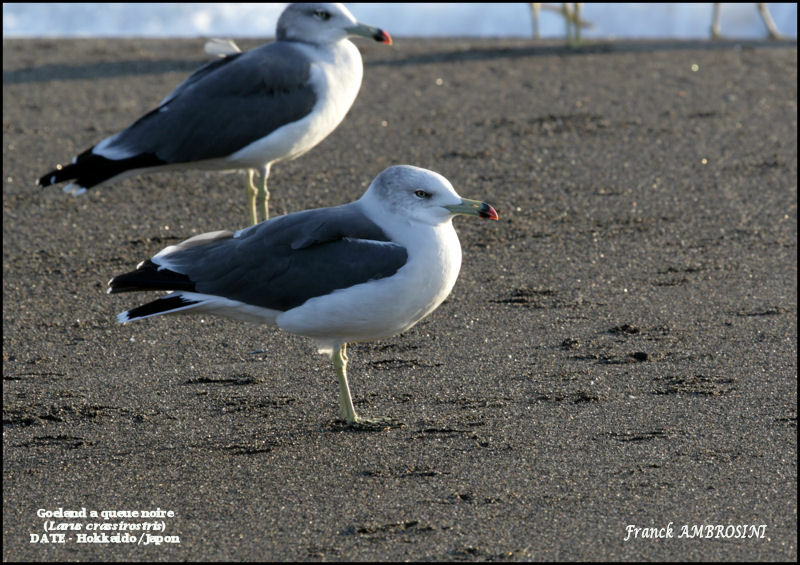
[3,38,796,86]
[3,58,204,85]
[366,38,797,68]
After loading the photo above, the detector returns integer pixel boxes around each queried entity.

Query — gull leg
[563,3,584,47]
[247,169,259,225]
[757,3,785,40]
[530,3,540,39]
[711,3,722,40]
[334,343,359,423]
[259,163,271,222]
[563,4,574,44]
[332,343,401,430]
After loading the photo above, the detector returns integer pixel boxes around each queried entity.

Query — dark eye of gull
[314,10,331,21]
[414,190,431,199]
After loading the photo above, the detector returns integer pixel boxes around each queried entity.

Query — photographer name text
[624,522,767,542]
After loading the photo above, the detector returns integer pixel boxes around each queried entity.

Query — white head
[276,3,392,45]
[359,165,498,227]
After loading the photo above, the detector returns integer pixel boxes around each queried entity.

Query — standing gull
[37,3,392,224]
[108,166,499,428]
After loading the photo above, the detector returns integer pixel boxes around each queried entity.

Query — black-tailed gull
[37,3,392,224]
[108,165,498,428]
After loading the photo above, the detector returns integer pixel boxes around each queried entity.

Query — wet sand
[3,37,797,560]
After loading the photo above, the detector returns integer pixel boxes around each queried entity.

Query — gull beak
[347,22,392,44]
[445,198,499,220]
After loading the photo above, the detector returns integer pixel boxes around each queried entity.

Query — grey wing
[156,204,408,312]
[209,236,408,312]
[106,42,317,163]
[158,53,243,106]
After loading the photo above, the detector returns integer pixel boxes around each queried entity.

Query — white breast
[229,39,364,167]
[276,220,462,355]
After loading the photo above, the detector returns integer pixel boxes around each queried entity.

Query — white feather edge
[118,291,282,326]
[204,38,242,57]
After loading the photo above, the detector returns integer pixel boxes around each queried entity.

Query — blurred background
[3,3,797,40]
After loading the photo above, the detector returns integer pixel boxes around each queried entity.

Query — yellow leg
[332,343,400,430]
[757,3,785,40]
[530,3,540,39]
[333,344,359,423]
[247,169,259,225]
[259,164,271,222]
[246,165,272,225]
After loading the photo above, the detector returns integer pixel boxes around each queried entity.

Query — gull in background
[38,3,392,224]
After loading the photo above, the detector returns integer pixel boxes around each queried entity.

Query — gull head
[277,3,391,45]
[360,165,498,227]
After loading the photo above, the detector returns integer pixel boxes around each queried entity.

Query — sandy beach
[3,37,797,560]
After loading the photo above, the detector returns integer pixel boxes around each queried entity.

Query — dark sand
[3,37,797,561]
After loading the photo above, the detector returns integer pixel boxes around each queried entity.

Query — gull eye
[314,10,331,21]
[414,190,431,199]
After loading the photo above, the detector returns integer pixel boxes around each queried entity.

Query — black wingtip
[38,151,166,191]
[121,295,201,323]
[38,164,73,188]
[109,260,196,295]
